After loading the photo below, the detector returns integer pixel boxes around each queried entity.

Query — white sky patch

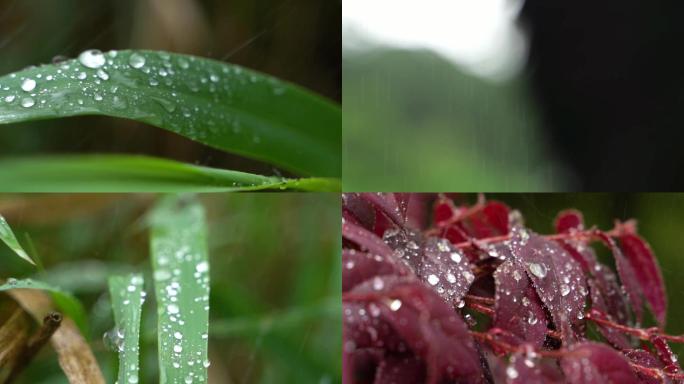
[343,0,528,81]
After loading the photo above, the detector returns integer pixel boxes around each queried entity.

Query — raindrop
[462,270,474,283]
[446,273,457,283]
[195,261,209,273]
[93,93,103,101]
[4,95,15,103]
[450,252,462,263]
[129,53,146,69]
[96,69,109,81]
[103,326,124,352]
[389,299,402,311]
[78,49,106,69]
[513,270,522,282]
[21,78,36,92]
[457,300,465,308]
[527,313,538,325]
[427,274,440,286]
[209,74,219,83]
[77,72,87,80]
[560,284,570,296]
[174,331,183,340]
[21,97,35,108]
[506,366,519,379]
[372,277,384,290]
[128,376,138,384]
[528,263,548,278]
[174,344,183,353]
[167,304,180,314]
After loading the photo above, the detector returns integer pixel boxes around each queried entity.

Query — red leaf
[344,276,484,384]
[555,209,585,233]
[493,259,548,347]
[587,271,632,349]
[343,218,393,258]
[375,356,425,384]
[360,193,406,227]
[342,249,409,292]
[513,229,588,343]
[618,233,667,327]
[624,349,663,384]
[596,231,645,323]
[561,342,639,384]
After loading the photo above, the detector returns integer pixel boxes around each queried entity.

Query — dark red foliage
[342,194,676,384]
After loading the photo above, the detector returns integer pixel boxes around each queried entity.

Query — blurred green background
[470,193,684,357]
[343,48,567,191]
[0,193,341,383]
[0,0,340,177]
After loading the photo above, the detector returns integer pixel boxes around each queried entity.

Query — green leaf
[108,274,144,384]
[0,155,341,192]
[0,278,88,335]
[0,215,36,265]
[150,195,210,384]
[0,49,340,176]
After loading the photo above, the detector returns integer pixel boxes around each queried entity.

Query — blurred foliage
[0,193,341,383]
[0,0,340,177]
[464,193,684,358]
[343,48,568,191]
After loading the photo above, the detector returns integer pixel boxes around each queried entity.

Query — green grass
[0,155,340,192]
[0,215,36,265]
[0,194,340,383]
[149,195,210,383]
[108,274,144,384]
[0,50,341,190]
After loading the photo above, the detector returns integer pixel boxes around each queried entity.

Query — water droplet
[77,72,87,80]
[167,304,179,314]
[522,297,530,307]
[4,95,15,103]
[446,273,457,283]
[129,53,146,69]
[128,376,138,383]
[462,270,474,283]
[372,277,384,290]
[560,284,570,296]
[103,326,124,352]
[457,300,465,308]
[21,78,36,92]
[93,93,103,101]
[450,252,462,263]
[427,274,440,285]
[21,97,35,108]
[528,263,547,278]
[389,299,402,311]
[174,331,183,339]
[513,270,522,282]
[527,312,538,325]
[96,69,109,81]
[506,365,519,379]
[78,49,106,69]
[174,344,182,353]
[195,261,209,273]
[209,74,219,82]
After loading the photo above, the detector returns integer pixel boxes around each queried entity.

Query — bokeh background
[460,193,684,357]
[0,193,341,383]
[0,0,340,177]
[343,0,684,191]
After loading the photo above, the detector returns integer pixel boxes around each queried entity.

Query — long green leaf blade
[150,195,210,384]
[0,50,340,176]
[108,274,144,384]
[0,155,340,192]
[0,278,88,334]
[0,215,36,265]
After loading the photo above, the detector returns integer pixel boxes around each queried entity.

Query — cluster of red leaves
[342,193,679,384]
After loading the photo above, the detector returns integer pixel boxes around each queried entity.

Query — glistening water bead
[78,49,106,69]
[129,53,146,69]
[21,78,36,92]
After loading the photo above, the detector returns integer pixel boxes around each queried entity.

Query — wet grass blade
[108,274,144,384]
[0,155,341,192]
[150,195,210,384]
[0,215,36,265]
[0,50,340,176]
[0,278,88,335]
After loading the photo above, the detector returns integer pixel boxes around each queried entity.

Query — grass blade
[108,274,144,384]
[0,215,36,265]
[0,278,88,338]
[0,155,341,192]
[0,50,340,176]
[150,195,210,383]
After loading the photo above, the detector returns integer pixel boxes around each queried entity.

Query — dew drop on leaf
[78,49,106,69]
[21,78,36,92]
[20,97,34,108]
[528,262,548,278]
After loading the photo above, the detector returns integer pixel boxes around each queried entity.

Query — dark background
[0,0,340,176]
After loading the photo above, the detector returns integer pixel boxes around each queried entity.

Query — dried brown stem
[5,312,62,383]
